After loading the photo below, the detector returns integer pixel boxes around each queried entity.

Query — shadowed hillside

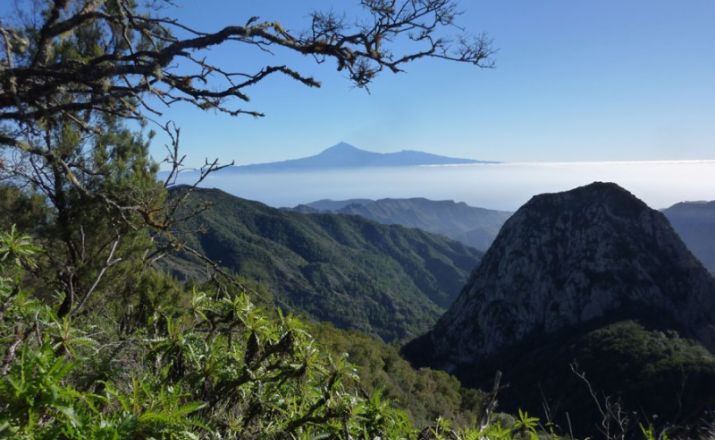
[166,186,482,341]
[663,200,715,274]
[296,197,511,251]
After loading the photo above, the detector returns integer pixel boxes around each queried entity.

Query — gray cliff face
[427,182,715,368]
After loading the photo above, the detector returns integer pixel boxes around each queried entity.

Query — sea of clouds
[172,160,715,210]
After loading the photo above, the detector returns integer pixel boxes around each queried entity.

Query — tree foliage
[1,229,411,438]
[0,0,493,132]
[309,321,486,428]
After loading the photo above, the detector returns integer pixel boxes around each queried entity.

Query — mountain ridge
[295,197,512,251]
[663,200,715,274]
[165,186,483,341]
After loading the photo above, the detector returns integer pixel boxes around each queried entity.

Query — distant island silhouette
[224,142,497,172]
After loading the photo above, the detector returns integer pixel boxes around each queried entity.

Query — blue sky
[7,1,715,165]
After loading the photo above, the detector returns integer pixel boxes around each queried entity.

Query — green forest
[166,186,481,341]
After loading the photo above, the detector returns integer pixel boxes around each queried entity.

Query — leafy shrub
[0,227,414,438]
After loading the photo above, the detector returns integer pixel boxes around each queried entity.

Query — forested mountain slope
[296,197,512,251]
[167,187,482,341]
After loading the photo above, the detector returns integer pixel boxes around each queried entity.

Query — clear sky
[7,1,715,165]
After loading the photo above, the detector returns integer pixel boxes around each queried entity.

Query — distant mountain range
[663,200,715,274]
[404,182,715,436]
[294,198,512,251]
[165,187,482,341]
[225,142,495,172]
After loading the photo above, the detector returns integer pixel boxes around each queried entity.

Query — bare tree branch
[0,0,493,143]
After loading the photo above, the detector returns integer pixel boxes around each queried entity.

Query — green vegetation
[436,319,715,439]
[572,322,715,427]
[310,321,484,428]
[0,1,708,438]
[0,229,409,438]
[0,226,573,439]
[167,187,481,342]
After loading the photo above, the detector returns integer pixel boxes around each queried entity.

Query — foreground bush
[0,227,410,438]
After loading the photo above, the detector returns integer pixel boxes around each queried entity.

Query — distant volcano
[225,142,496,172]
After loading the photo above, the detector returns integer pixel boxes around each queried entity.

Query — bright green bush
[1,226,413,438]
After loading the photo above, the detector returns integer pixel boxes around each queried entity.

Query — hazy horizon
[171,159,715,211]
[162,141,715,168]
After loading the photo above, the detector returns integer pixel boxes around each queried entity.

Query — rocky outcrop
[413,182,715,371]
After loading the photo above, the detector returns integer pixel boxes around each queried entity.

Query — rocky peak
[321,142,361,153]
[417,182,715,369]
